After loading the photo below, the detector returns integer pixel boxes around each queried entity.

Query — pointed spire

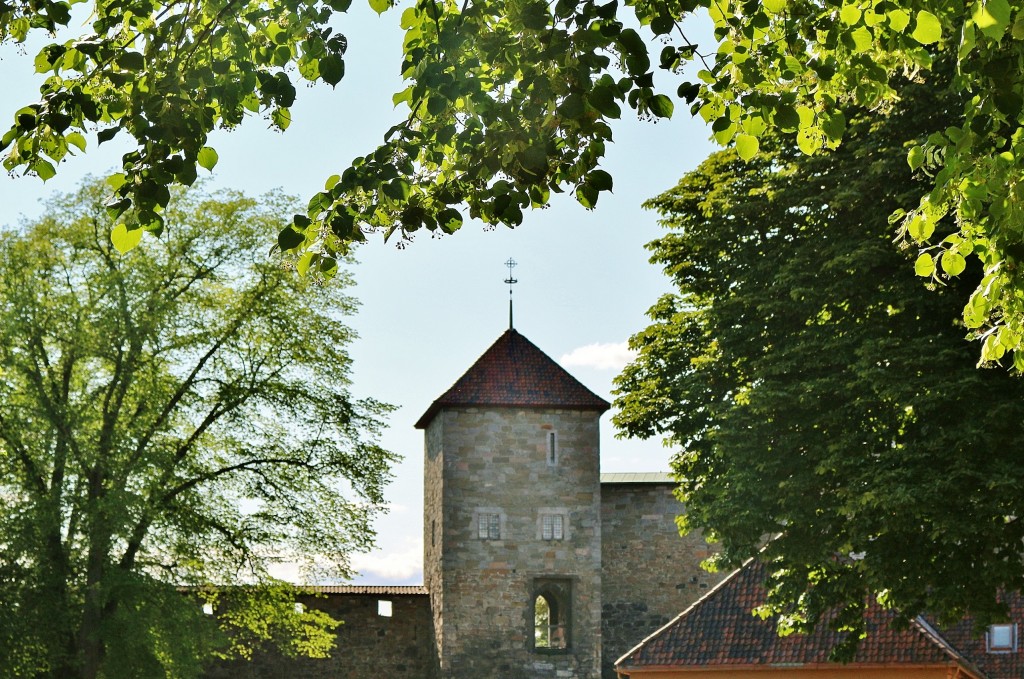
[504,257,518,329]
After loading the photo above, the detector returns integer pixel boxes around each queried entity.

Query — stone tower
[416,328,610,679]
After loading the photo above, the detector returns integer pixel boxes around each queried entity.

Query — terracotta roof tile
[415,329,609,428]
[616,562,1018,677]
[308,585,428,596]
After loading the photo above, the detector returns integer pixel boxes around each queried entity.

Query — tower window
[541,513,564,541]
[478,512,500,540]
[533,579,571,651]
[547,431,558,466]
[378,600,393,617]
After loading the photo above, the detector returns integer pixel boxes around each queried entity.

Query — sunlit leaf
[110,223,143,254]
[197,147,219,171]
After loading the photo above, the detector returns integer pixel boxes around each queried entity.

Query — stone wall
[600,482,722,679]
[423,412,446,668]
[426,406,604,679]
[203,591,436,679]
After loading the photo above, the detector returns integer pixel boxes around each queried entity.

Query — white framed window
[547,431,558,466]
[541,513,564,541]
[478,512,501,540]
[987,623,1017,652]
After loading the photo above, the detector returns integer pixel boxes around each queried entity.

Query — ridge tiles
[415,329,609,429]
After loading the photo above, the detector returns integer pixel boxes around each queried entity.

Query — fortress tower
[415,328,610,679]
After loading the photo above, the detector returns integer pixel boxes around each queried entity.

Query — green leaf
[973,0,1011,40]
[296,251,315,276]
[736,134,759,161]
[272,108,292,130]
[821,111,846,141]
[382,179,412,201]
[851,26,873,52]
[31,159,56,181]
[648,94,674,119]
[106,173,127,191]
[368,0,389,15]
[775,105,800,131]
[911,10,942,45]
[576,183,599,208]
[116,51,145,71]
[197,147,219,172]
[941,250,966,276]
[907,214,935,242]
[320,55,345,86]
[840,4,862,25]
[111,223,143,254]
[887,9,910,32]
[278,226,305,251]
[587,169,614,191]
[763,0,788,14]
[618,29,646,56]
[914,253,935,277]
[796,128,820,155]
[66,132,86,152]
[907,146,925,171]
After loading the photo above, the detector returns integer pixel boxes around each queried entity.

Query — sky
[0,5,716,585]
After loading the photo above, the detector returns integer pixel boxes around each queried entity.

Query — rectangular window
[478,512,500,540]
[378,600,393,617]
[541,513,564,541]
[988,623,1017,652]
[547,431,557,466]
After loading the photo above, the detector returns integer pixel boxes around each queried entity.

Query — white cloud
[351,537,423,584]
[559,342,636,371]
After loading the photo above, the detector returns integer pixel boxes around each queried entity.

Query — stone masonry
[600,479,720,678]
[423,407,604,679]
[203,588,436,678]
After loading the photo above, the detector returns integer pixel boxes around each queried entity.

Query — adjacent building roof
[615,561,1020,677]
[309,585,428,596]
[601,472,675,484]
[415,329,610,428]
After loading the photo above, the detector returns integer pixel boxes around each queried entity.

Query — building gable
[415,329,609,429]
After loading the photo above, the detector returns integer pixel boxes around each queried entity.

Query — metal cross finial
[504,258,518,329]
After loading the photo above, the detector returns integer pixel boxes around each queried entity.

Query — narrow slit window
[547,431,557,466]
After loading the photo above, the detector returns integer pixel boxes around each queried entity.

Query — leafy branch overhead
[6,0,1024,364]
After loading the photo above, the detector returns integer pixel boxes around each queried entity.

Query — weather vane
[504,258,518,329]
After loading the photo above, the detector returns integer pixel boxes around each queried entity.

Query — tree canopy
[4,0,1024,362]
[613,71,1024,654]
[0,180,395,678]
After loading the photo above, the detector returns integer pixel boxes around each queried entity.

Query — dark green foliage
[614,73,1024,655]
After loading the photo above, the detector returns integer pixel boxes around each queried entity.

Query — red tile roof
[308,585,428,596]
[615,562,1019,677]
[414,329,610,428]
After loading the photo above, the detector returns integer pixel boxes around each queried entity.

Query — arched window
[533,581,570,650]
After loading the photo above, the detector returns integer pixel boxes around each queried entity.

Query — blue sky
[0,5,716,584]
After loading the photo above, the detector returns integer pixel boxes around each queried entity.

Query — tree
[0,179,395,678]
[5,0,1024,363]
[612,71,1024,655]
